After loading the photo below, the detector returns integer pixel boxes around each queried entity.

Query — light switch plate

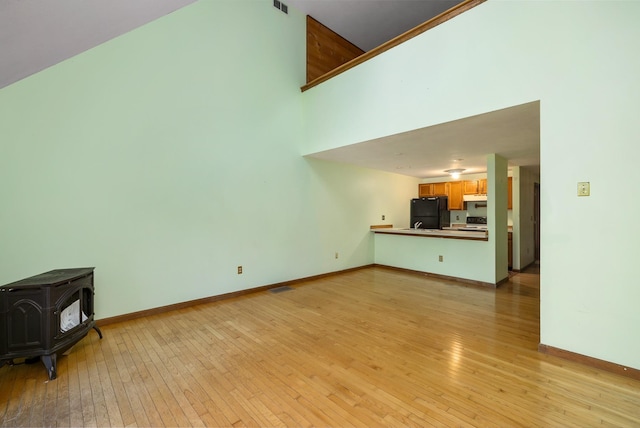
[577,182,590,196]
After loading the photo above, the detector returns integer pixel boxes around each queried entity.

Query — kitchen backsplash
[450,205,513,226]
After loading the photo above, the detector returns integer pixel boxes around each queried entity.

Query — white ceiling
[307,102,540,179]
[0,0,539,179]
[0,0,196,90]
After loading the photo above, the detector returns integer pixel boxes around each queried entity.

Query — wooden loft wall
[306,15,365,84]
[302,0,486,92]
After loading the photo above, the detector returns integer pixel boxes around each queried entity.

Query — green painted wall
[302,2,640,369]
[487,154,508,284]
[0,1,419,318]
[3,0,638,372]
[374,233,494,283]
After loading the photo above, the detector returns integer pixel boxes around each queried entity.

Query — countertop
[371,228,488,241]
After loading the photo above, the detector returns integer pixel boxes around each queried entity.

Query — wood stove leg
[41,354,57,380]
[93,325,103,339]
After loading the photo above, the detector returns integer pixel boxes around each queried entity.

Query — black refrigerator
[410,197,450,229]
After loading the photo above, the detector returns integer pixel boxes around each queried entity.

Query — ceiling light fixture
[445,168,466,179]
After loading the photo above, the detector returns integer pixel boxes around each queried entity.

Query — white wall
[302,1,640,369]
[0,1,419,319]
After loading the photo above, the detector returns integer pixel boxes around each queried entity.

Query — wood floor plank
[121,328,166,427]
[91,342,124,427]
[1,265,639,427]
[128,325,183,427]
[81,335,115,427]
[53,357,70,428]
[28,372,48,427]
[41,377,59,427]
[140,338,202,427]
[0,363,19,427]
[77,343,100,427]
[99,327,135,427]
[114,333,152,427]
[12,377,36,427]
[65,351,84,427]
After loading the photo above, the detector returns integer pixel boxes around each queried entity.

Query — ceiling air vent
[273,0,288,14]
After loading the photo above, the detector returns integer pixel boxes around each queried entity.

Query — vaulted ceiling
[0,0,539,178]
[0,0,459,90]
[287,0,461,51]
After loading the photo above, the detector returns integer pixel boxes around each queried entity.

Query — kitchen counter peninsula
[372,227,488,241]
[371,226,496,286]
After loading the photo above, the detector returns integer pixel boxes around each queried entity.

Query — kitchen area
[372,156,514,287]
[306,104,539,284]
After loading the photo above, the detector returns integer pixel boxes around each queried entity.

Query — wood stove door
[3,289,46,354]
[55,286,92,339]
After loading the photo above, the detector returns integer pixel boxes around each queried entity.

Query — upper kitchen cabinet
[433,182,448,196]
[424,177,512,209]
[448,181,464,210]
[418,182,449,198]
[463,180,478,195]
[463,179,489,195]
[418,182,462,210]
[418,183,434,197]
[478,179,488,195]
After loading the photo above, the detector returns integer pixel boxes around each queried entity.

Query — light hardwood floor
[1,265,639,427]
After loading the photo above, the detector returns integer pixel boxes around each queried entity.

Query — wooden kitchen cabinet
[418,182,460,210]
[433,182,448,196]
[478,179,487,194]
[463,179,488,195]
[418,183,434,197]
[463,180,478,195]
[418,182,449,198]
[448,181,464,210]
[464,177,512,206]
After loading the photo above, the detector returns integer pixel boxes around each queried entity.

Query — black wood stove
[0,267,102,380]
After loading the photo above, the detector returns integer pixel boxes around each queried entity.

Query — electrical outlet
[439,255,443,262]
[237,266,243,274]
[382,215,385,220]
[335,252,339,259]
[577,182,590,196]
